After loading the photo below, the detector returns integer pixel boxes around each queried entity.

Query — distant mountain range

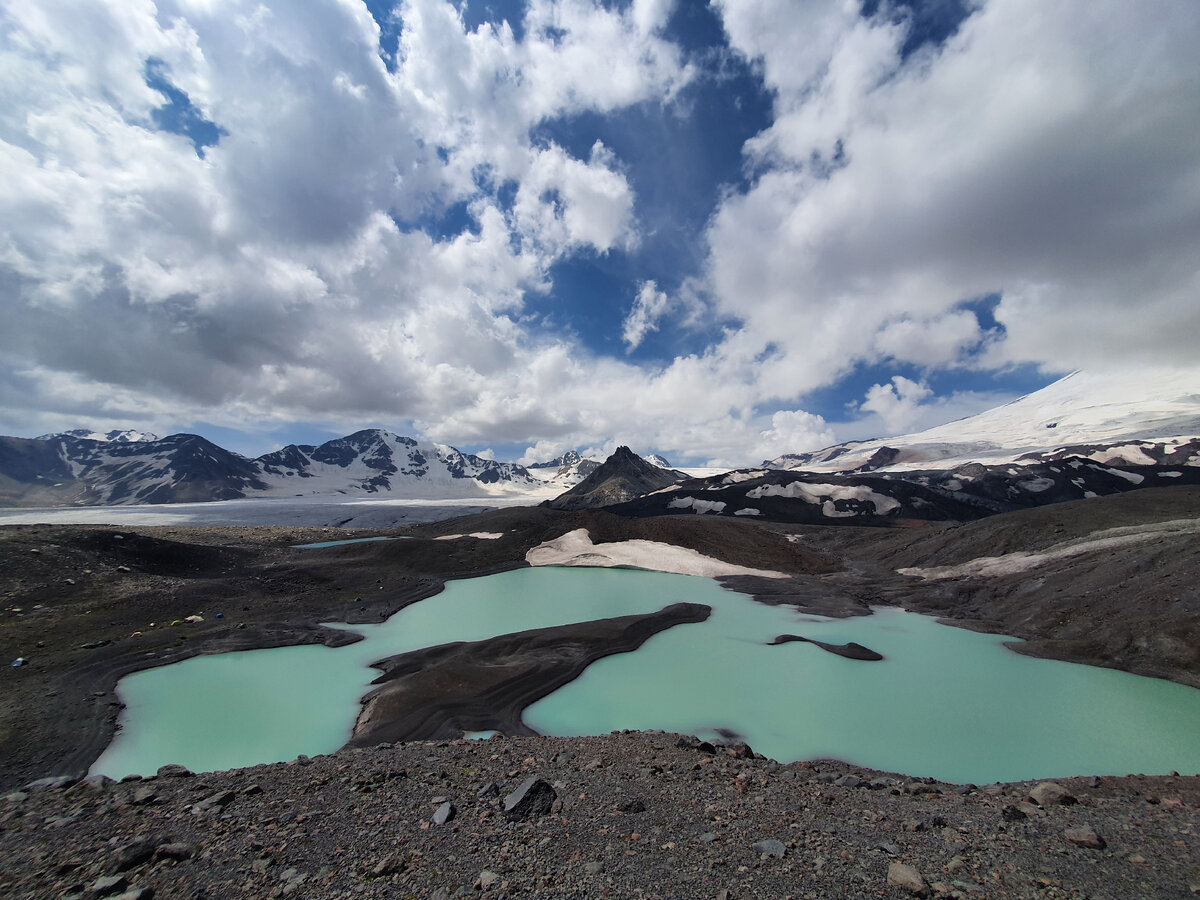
[2,369,1197,514]
[0,429,541,507]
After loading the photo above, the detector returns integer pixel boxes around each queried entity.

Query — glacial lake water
[91,567,1200,785]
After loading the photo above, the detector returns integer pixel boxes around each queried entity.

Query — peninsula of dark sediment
[348,603,711,746]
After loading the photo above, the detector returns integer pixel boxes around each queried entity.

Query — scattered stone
[1029,782,1077,806]
[676,735,716,753]
[583,861,604,875]
[753,839,786,858]
[111,889,153,900]
[23,775,75,792]
[155,764,193,778]
[154,843,193,862]
[1001,804,1027,821]
[88,874,129,896]
[131,786,157,806]
[432,801,455,825]
[193,789,234,813]
[477,870,500,889]
[113,838,158,872]
[370,853,406,877]
[1064,826,1105,849]
[887,861,930,897]
[477,781,500,798]
[834,774,863,788]
[619,797,647,814]
[71,774,114,794]
[503,777,556,821]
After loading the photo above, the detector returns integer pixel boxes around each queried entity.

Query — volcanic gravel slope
[2,732,1199,900]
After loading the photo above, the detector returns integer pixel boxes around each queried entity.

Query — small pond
[91,567,1200,784]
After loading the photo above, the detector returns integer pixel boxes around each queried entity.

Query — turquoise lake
[90,567,1200,784]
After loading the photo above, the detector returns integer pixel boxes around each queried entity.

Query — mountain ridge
[0,428,540,507]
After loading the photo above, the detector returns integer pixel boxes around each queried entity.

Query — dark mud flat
[2,732,1198,899]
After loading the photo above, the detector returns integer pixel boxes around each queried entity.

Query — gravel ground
[3,731,1198,900]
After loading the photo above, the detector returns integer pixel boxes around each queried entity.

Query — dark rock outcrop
[546,446,685,511]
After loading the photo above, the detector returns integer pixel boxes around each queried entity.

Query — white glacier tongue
[770,367,1200,473]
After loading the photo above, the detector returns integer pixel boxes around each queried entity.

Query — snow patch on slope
[897,519,1200,580]
[746,482,901,515]
[667,496,727,514]
[525,528,787,579]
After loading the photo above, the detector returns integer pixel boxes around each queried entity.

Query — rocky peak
[546,446,683,510]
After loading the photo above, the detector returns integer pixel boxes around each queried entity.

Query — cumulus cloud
[703,0,1200,393]
[622,281,672,351]
[860,376,934,434]
[0,0,691,438]
[2,0,1198,466]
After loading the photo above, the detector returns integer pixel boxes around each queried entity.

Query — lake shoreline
[3,491,1200,789]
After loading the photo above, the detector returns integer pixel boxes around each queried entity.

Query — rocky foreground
[3,732,1199,900]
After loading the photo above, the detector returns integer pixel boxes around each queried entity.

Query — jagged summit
[528,450,584,468]
[546,446,685,511]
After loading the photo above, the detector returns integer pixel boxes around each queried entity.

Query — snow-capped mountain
[766,368,1200,474]
[35,429,160,443]
[256,429,540,499]
[645,454,673,468]
[608,456,1200,525]
[526,450,602,489]
[1,432,264,506]
[0,428,542,507]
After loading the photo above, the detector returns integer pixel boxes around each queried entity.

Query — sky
[1,0,1198,466]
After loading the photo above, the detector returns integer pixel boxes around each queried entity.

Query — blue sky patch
[144,58,226,157]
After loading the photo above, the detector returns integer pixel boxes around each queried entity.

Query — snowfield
[768,368,1200,474]
[525,528,787,579]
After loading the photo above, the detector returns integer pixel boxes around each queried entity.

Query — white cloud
[872,311,986,368]
[701,0,1200,399]
[3,0,1198,466]
[754,409,835,463]
[513,141,636,254]
[860,376,933,434]
[622,280,671,350]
